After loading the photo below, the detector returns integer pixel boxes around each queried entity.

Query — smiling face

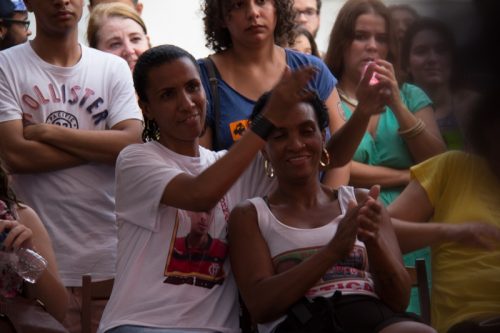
[408,29,452,88]
[224,0,277,46]
[343,12,389,81]
[96,16,149,71]
[264,102,324,182]
[141,57,206,152]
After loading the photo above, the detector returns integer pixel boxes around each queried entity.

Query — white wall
[28,0,474,58]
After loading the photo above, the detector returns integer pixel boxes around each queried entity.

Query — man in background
[294,0,321,38]
[0,0,31,50]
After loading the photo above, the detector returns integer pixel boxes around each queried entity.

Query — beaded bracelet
[398,119,426,139]
[251,114,276,140]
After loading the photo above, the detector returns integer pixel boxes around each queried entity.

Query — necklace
[337,87,358,107]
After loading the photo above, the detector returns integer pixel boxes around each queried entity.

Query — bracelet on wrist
[398,119,426,139]
[250,114,276,140]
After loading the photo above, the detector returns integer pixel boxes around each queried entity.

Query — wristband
[250,114,276,140]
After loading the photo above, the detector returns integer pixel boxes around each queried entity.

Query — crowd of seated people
[1,0,499,333]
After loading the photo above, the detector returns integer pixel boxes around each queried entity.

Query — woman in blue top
[324,0,446,206]
[323,0,446,315]
[199,0,386,188]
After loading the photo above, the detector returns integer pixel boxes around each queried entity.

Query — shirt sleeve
[310,56,337,101]
[0,57,22,123]
[401,83,433,113]
[410,151,462,207]
[115,145,183,232]
[106,57,143,128]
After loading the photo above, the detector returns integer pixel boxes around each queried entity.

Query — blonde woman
[87,2,150,71]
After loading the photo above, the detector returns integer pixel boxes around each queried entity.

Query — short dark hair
[203,0,296,52]
[250,90,329,131]
[133,44,200,142]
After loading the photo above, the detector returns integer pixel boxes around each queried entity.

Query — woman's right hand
[0,219,34,251]
[329,201,360,259]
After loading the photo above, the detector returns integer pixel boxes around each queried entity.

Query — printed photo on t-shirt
[163,199,229,289]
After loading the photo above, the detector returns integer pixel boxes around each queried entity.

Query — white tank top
[248,186,377,300]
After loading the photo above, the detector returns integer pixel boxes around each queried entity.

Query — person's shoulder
[0,42,29,62]
[400,82,427,96]
[286,48,325,67]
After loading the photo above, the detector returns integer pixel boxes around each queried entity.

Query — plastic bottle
[0,230,48,283]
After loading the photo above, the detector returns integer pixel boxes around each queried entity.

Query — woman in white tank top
[228,92,436,333]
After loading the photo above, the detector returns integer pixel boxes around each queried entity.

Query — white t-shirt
[0,43,143,286]
[98,141,273,333]
[250,186,376,333]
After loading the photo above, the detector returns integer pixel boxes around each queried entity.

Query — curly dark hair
[250,90,329,131]
[202,0,296,52]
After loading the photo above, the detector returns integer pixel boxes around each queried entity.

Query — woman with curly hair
[199,0,384,188]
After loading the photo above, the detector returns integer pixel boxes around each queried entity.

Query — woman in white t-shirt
[97,44,323,333]
[228,93,436,333]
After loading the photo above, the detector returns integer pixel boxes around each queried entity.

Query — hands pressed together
[330,185,385,259]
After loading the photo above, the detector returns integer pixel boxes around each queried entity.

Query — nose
[121,40,135,57]
[26,28,32,37]
[178,90,195,111]
[366,36,379,52]
[296,12,308,24]
[246,1,260,19]
[286,132,306,151]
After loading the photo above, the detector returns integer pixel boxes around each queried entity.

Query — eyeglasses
[295,8,318,18]
[0,18,30,31]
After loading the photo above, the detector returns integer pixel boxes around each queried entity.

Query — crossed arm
[0,118,142,173]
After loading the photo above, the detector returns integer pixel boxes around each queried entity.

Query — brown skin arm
[1,206,69,322]
[23,119,143,165]
[389,180,500,253]
[228,200,360,323]
[161,66,318,212]
[356,187,411,312]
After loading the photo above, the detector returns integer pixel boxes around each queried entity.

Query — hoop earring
[319,147,330,168]
[264,160,275,179]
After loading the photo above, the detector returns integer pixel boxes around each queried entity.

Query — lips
[180,113,200,124]
[55,10,73,20]
[286,155,311,165]
[246,24,266,32]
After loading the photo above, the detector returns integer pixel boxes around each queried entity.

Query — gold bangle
[398,119,426,139]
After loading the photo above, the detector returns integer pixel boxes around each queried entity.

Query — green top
[343,83,432,206]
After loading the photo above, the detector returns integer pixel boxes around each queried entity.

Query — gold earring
[319,147,330,168]
[264,160,275,179]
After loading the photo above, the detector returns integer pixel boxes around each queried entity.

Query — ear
[136,2,144,15]
[321,129,326,144]
[0,25,6,41]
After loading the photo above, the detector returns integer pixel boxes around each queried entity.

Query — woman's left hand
[372,59,404,111]
[0,219,34,251]
[357,185,383,243]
